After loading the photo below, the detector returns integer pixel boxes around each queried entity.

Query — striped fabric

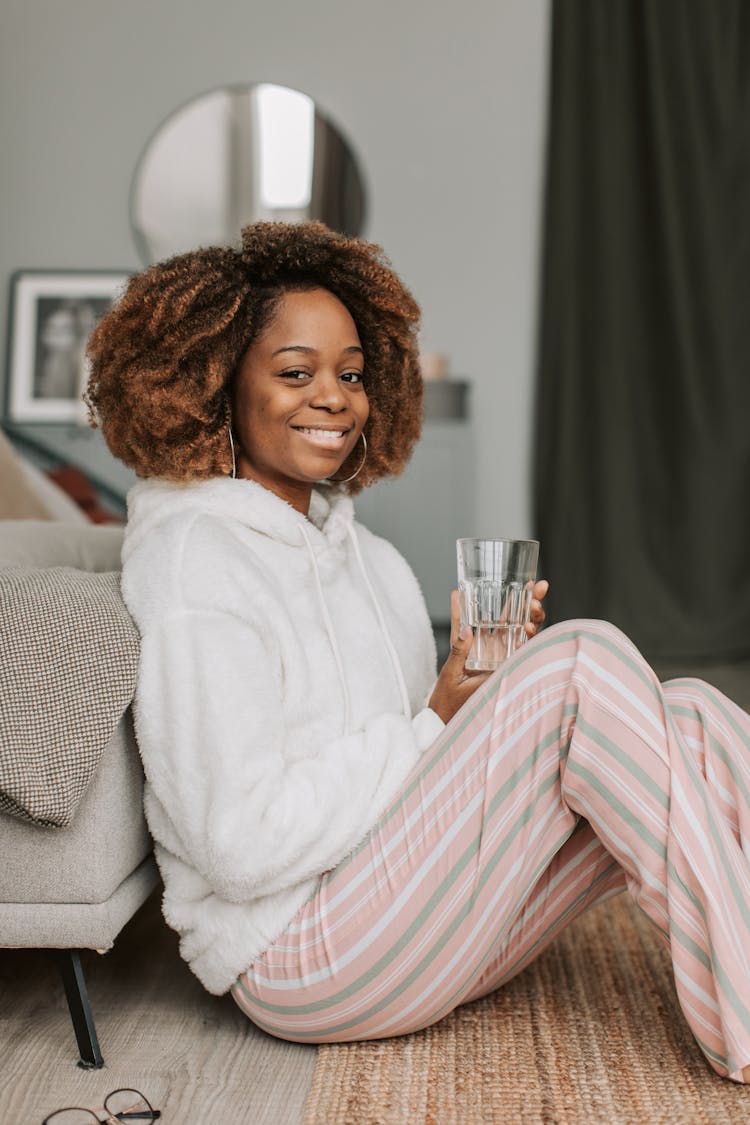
[232,620,750,1083]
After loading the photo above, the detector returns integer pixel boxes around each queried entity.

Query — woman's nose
[310,371,346,410]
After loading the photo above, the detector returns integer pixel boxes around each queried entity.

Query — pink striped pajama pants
[231,620,750,1082]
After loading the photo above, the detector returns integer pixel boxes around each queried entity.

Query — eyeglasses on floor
[42,1087,161,1124]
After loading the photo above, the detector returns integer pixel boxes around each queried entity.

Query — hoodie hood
[124,477,355,557]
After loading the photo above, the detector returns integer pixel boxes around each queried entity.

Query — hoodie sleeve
[134,607,434,904]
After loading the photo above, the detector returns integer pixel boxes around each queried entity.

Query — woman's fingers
[525,579,549,637]
[454,581,549,644]
[449,590,474,658]
[533,579,549,602]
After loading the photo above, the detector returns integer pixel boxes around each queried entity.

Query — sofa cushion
[0,566,139,827]
[0,714,152,905]
[0,519,124,571]
[0,857,160,949]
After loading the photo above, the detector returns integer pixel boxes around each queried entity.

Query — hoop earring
[228,426,237,480]
[330,431,367,484]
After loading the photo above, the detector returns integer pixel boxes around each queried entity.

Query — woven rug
[302,894,750,1125]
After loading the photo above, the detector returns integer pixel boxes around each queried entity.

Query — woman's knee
[533,619,653,695]
[538,618,638,655]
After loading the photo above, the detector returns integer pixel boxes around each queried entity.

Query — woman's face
[232,287,369,514]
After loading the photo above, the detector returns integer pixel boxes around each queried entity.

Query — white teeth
[297,428,347,439]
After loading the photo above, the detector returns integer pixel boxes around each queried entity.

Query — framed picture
[4,270,129,423]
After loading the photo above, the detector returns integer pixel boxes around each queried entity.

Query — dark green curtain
[534,0,750,663]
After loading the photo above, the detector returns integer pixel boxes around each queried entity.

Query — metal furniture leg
[51,950,104,1069]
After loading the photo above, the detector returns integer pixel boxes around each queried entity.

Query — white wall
[0,0,550,537]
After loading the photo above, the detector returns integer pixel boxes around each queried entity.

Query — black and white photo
[5,271,128,423]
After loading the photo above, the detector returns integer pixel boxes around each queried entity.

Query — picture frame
[4,270,130,424]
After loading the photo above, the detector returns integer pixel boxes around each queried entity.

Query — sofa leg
[51,950,104,1069]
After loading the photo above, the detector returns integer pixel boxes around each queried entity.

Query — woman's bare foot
[743,1064,750,1083]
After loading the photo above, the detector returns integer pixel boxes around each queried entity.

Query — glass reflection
[256,84,314,211]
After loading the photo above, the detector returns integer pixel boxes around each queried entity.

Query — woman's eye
[280,369,311,381]
[341,371,364,384]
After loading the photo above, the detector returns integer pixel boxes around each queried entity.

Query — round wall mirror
[130,83,367,265]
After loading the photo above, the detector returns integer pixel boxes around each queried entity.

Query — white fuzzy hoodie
[121,477,443,994]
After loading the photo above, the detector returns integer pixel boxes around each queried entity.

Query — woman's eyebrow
[271,344,364,357]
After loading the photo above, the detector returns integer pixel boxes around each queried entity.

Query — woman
[87,221,750,1082]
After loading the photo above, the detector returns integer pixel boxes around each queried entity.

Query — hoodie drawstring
[347,525,413,723]
[298,523,414,737]
[299,524,352,735]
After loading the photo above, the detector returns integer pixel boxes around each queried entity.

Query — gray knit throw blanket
[0,566,140,827]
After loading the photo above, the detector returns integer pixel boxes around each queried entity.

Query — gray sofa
[0,520,159,1068]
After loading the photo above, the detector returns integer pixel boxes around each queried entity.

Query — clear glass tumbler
[456,538,539,671]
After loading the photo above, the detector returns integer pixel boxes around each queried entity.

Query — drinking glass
[457,538,539,671]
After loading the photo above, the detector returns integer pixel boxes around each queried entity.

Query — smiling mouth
[292,426,352,448]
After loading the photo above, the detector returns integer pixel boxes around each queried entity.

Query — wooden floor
[0,892,317,1124]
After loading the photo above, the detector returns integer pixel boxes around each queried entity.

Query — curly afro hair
[85,221,423,494]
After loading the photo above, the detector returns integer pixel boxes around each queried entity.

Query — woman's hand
[428,580,549,726]
[525,579,549,638]
[428,592,492,725]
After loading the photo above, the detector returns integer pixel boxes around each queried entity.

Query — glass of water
[457,538,539,671]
